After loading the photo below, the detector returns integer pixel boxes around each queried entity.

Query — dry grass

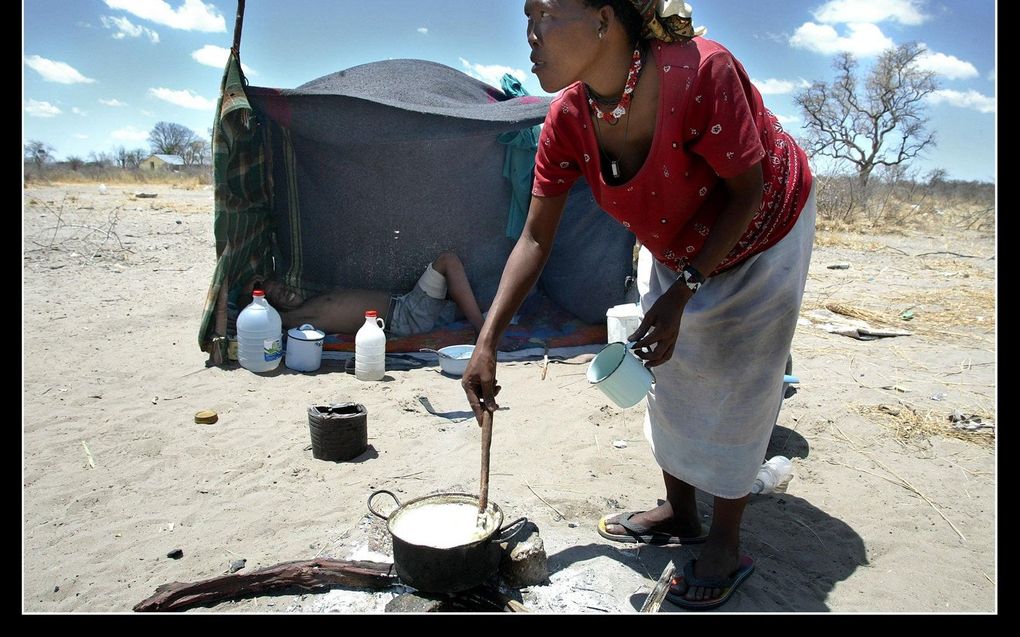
[886,289,996,330]
[824,303,898,326]
[814,174,995,234]
[857,403,995,449]
[23,193,134,265]
[876,200,996,234]
[816,296,995,347]
[25,168,211,187]
[812,229,885,251]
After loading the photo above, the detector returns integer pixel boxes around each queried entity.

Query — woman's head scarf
[628,1,707,42]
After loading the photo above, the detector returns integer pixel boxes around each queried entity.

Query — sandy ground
[22,183,996,614]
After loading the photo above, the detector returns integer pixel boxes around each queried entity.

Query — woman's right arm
[462,191,569,423]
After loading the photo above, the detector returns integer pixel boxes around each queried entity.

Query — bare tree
[148,121,199,157]
[25,140,56,170]
[125,148,147,169]
[184,138,211,166]
[795,42,938,190]
[88,151,115,168]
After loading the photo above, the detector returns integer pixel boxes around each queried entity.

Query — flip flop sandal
[665,555,755,610]
[597,511,709,546]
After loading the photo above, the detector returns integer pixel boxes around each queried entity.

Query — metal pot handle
[367,489,401,520]
[495,516,528,541]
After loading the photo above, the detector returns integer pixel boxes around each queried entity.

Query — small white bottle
[236,290,283,373]
[750,456,794,495]
[355,310,386,381]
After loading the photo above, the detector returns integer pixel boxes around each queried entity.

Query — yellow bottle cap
[194,410,219,424]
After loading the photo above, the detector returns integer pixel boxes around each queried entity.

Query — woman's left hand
[627,285,692,367]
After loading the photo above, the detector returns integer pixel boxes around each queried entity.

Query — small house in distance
[142,154,185,172]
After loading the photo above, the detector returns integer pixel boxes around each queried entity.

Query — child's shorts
[387,263,458,337]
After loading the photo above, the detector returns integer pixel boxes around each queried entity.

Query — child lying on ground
[261,251,485,337]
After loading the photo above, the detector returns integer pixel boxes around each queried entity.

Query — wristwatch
[679,264,706,294]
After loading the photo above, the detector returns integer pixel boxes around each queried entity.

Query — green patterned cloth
[198,52,277,361]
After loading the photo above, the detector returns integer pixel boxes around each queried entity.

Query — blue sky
[23,0,996,182]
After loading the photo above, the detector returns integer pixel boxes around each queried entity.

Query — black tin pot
[368,490,525,594]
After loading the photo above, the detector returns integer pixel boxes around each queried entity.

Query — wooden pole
[231,0,246,57]
[478,408,493,512]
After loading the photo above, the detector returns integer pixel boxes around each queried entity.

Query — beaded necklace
[586,44,643,126]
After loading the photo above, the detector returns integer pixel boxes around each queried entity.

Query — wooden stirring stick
[478,407,493,516]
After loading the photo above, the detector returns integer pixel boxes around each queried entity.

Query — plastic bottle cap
[365,310,378,318]
[253,290,265,297]
[194,410,219,424]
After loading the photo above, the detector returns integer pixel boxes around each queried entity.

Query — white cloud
[24,55,96,84]
[71,107,88,116]
[789,22,894,57]
[987,68,996,82]
[752,31,788,45]
[100,98,127,107]
[74,134,89,139]
[191,45,254,75]
[916,49,978,80]
[417,27,428,35]
[103,0,225,32]
[100,15,160,43]
[111,126,150,141]
[813,0,927,26]
[141,110,156,117]
[459,58,526,88]
[775,113,801,126]
[927,89,996,114]
[25,99,62,118]
[148,87,216,110]
[752,78,809,95]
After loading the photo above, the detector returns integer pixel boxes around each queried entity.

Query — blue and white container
[285,323,325,373]
[236,290,283,373]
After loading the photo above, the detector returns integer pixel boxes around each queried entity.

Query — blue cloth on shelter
[498,74,540,240]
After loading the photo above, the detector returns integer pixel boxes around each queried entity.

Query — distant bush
[23,163,212,187]
[23,161,992,233]
[814,170,994,233]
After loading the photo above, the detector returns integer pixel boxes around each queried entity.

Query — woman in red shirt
[463,0,816,610]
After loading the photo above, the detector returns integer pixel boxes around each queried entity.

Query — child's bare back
[276,287,393,335]
[262,251,484,337]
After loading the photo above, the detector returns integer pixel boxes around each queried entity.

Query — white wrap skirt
[637,185,816,498]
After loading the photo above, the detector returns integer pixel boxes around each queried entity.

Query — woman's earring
[598,30,604,40]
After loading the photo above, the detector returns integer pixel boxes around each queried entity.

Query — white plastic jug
[355,310,386,381]
[606,303,643,344]
[236,290,283,373]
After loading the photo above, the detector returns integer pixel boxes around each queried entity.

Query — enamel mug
[586,342,655,408]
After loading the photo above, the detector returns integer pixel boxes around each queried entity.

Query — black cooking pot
[368,490,525,594]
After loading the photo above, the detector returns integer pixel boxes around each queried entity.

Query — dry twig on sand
[524,480,565,520]
[831,426,967,541]
[856,403,995,448]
